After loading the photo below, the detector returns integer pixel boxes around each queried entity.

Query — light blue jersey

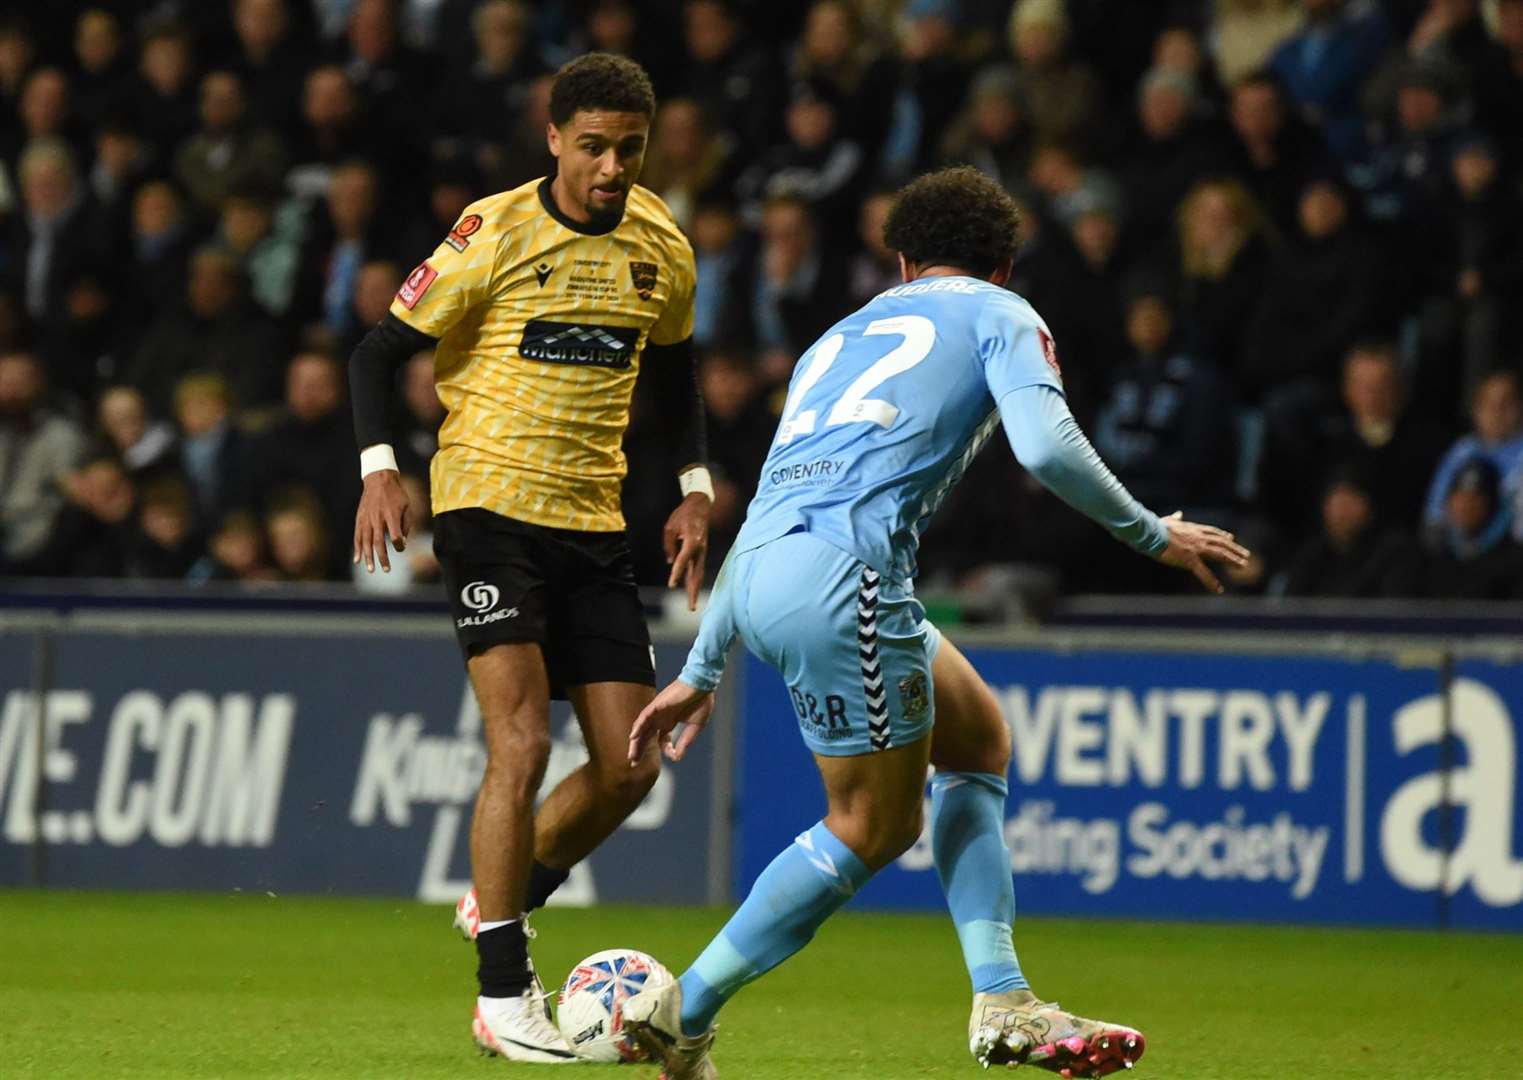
[733,276,1062,587]
[680,276,1169,755]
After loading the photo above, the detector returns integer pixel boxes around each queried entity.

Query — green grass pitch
[2,890,1518,1079]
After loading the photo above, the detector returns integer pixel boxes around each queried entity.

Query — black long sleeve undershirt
[642,337,707,473]
[348,314,437,451]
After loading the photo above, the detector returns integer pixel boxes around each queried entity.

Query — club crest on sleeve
[898,671,929,725]
[396,261,438,309]
[628,260,658,300]
[1037,327,1062,382]
[445,213,483,252]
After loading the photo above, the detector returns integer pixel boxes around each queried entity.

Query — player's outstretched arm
[1001,384,1249,592]
[628,678,715,765]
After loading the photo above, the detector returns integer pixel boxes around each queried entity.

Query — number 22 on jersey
[775,315,936,446]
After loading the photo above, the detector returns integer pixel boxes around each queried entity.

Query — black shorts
[433,508,655,699]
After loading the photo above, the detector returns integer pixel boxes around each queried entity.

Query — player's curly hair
[882,166,1022,277]
[549,52,657,125]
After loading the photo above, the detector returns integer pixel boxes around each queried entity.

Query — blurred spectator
[845,190,901,309]
[174,70,287,217]
[435,0,551,171]
[940,66,1029,193]
[126,474,202,579]
[295,161,390,337]
[188,509,274,583]
[1268,0,1389,162]
[131,21,198,163]
[690,198,751,349]
[1174,177,1272,373]
[89,117,154,230]
[699,347,776,563]
[737,79,864,232]
[893,0,968,175]
[791,0,899,162]
[1424,455,1523,599]
[398,153,485,261]
[129,245,287,414]
[287,65,388,199]
[43,271,121,400]
[174,373,251,526]
[640,98,727,230]
[219,182,303,319]
[264,486,335,581]
[345,259,402,355]
[7,68,78,169]
[1325,341,1448,529]
[337,0,430,123]
[21,455,133,577]
[395,349,443,481]
[1211,0,1305,88]
[1151,23,1225,114]
[1060,184,1129,406]
[1225,70,1333,235]
[1278,465,1422,597]
[1120,67,1229,250]
[0,17,37,123]
[1239,175,1379,401]
[96,385,175,475]
[1402,0,1492,74]
[0,352,86,569]
[496,72,557,189]
[1476,0,1523,174]
[1358,61,1461,234]
[231,0,312,132]
[1423,371,1523,539]
[680,0,779,170]
[1092,284,1236,514]
[1419,134,1523,407]
[751,195,847,369]
[248,352,360,577]
[8,139,112,361]
[1007,0,1102,147]
[71,9,129,133]
[124,180,193,334]
[1005,188,1091,383]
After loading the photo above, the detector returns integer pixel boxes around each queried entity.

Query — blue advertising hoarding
[0,628,723,905]
[737,645,1523,931]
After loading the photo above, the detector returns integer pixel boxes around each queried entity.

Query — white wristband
[359,444,399,479]
[679,465,715,501]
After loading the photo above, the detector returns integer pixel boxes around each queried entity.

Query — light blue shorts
[728,530,940,756]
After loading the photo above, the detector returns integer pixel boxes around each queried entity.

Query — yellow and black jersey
[390,178,697,533]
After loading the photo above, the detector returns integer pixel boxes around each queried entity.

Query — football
[556,948,674,1063]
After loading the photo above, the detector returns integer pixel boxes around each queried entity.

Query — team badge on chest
[628,260,658,300]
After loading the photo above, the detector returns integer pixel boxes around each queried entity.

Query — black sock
[524,861,571,911]
[476,921,531,998]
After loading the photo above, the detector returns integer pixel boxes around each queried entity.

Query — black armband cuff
[644,337,707,472]
[349,314,437,450]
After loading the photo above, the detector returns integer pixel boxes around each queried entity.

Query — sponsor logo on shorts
[519,320,639,368]
[769,459,844,486]
[456,581,519,628]
[899,670,929,726]
[790,688,853,740]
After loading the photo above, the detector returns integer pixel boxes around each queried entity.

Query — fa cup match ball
[556,948,674,1062]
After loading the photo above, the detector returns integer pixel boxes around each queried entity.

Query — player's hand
[629,678,714,765]
[1155,512,1251,594]
[353,470,410,573]
[663,492,711,612]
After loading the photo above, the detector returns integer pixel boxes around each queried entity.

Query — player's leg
[925,635,1027,996]
[528,680,662,892]
[626,737,931,1079]
[928,634,1145,1077]
[518,528,662,909]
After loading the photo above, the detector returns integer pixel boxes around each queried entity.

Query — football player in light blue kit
[622,168,1249,1078]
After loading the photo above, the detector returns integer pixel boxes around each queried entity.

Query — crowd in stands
[0,0,1521,602]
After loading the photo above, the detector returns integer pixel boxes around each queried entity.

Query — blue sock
[678,821,871,1035]
[931,771,1027,993]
